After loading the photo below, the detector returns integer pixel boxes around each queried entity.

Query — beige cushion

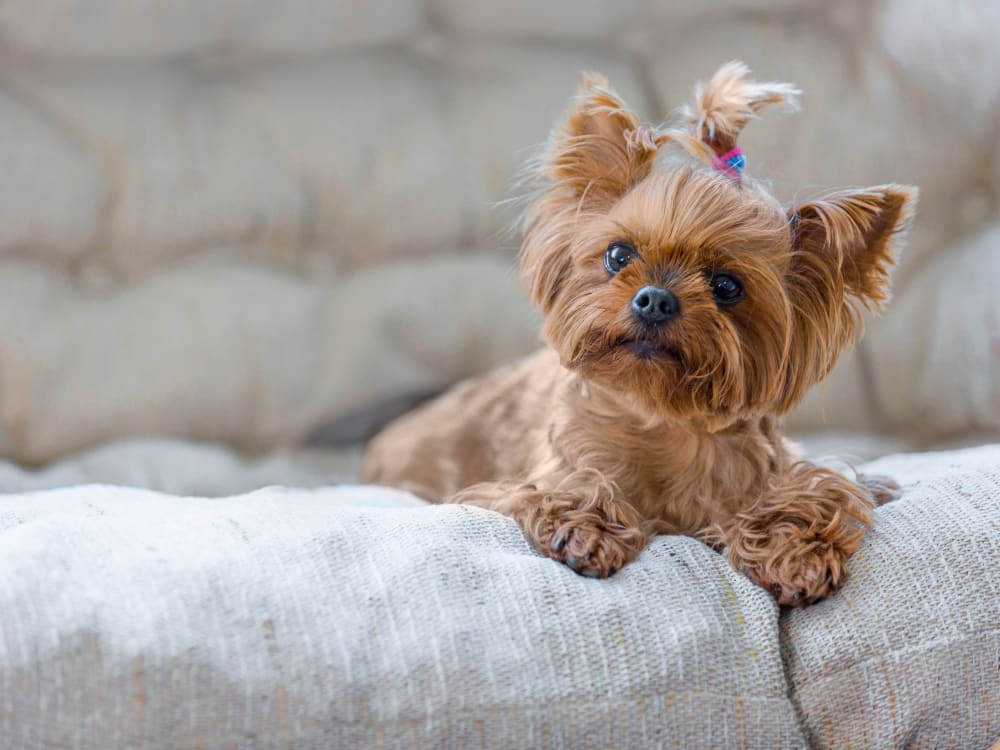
[0,0,425,60]
[0,480,805,748]
[0,254,536,463]
[867,223,1000,440]
[1,444,997,747]
[2,50,644,276]
[783,444,1000,748]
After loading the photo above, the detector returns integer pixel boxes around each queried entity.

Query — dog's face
[521,74,915,425]
[537,167,795,422]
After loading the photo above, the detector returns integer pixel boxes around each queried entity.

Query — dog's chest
[611,426,779,532]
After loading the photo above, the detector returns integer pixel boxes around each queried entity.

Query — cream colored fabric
[0,1,425,60]
[0,438,363,496]
[1,446,997,748]
[868,223,1000,442]
[782,444,1000,749]
[0,254,536,462]
[0,2,996,462]
[0,484,805,748]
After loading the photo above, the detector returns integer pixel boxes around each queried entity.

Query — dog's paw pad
[538,522,640,578]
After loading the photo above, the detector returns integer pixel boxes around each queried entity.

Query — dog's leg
[719,463,874,606]
[453,471,648,578]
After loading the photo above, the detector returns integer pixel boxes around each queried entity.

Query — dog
[363,62,916,606]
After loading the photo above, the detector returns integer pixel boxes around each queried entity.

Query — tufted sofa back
[0,0,996,463]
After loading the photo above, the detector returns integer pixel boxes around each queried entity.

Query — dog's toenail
[565,555,582,572]
[581,568,602,579]
[550,532,566,552]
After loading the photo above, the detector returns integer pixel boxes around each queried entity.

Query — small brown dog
[363,62,916,606]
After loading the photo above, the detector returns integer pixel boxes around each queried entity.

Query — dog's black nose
[631,285,679,324]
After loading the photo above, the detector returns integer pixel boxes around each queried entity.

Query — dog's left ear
[778,184,917,410]
[544,73,663,209]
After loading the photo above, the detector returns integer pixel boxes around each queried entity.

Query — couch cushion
[782,444,1000,749]
[4,446,999,747]
[0,483,804,748]
[0,0,425,60]
[867,223,1000,442]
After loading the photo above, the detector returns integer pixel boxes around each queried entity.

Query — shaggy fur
[363,62,917,606]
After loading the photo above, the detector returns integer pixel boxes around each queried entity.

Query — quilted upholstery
[0,0,996,462]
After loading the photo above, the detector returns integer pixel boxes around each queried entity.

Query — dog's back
[362,349,558,500]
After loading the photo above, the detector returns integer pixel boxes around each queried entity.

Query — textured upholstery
[1,446,997,748]
[0,0,996,463]
[782,445,1000,748]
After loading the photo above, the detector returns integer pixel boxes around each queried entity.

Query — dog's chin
[572,338,726,420]
[615,337,682,363]
[567,336,746,427]
[570,334,684,374]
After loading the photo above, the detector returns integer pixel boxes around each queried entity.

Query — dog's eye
[604,242,636,275]
[710,273,744,306]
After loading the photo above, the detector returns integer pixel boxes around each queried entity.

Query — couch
[0,0,997,747]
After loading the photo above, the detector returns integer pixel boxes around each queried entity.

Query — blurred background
[0,0,996,493]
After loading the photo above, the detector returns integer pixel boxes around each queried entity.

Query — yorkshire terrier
[363,62,916,606]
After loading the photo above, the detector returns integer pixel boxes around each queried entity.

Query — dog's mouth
[613,336,682,363]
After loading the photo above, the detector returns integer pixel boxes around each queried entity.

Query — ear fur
[790,185,916,306]
[521,73,662,311]
[778,184,918,411]
[544,72,665,208]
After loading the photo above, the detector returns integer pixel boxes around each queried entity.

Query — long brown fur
[363,63,917,606]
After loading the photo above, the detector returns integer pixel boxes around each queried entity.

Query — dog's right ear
[521,75,662,312]
[544,73,663,208]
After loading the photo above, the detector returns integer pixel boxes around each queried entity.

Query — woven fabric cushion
[782,444,1000,749]
[0,486,802,748]
[1,445,998,748]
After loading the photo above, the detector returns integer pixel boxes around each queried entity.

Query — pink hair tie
[711,146,746,184]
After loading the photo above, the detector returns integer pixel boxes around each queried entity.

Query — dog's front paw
[735,532,850,607]
[758,556,847,607]
[526,494,646,578]
[546,520,645,578]
[724,465,873,607]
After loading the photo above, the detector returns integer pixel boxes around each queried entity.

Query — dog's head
[520,62,916,426]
